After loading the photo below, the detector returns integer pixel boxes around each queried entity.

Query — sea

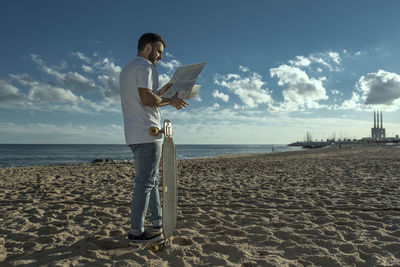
[0,144,304,168]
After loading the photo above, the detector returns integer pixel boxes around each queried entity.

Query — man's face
[148,41,164,66]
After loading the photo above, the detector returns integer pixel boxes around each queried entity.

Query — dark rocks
[91,158,114,164]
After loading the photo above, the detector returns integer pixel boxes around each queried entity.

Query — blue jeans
[129,142,162,235]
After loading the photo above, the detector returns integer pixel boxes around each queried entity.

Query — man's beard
[148,46,157,66]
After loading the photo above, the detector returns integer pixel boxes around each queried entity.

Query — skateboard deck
[148,119,177,252]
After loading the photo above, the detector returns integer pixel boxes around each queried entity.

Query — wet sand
[1,145,400,266]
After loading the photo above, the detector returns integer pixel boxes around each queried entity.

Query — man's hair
[138,33,166,51]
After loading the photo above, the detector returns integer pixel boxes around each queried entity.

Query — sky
[1,0,400,144]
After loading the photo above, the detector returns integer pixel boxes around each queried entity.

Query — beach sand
[1,145,400,266]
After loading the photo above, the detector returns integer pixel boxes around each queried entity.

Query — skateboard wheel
[149,243,159,252]
[149,127,159,136]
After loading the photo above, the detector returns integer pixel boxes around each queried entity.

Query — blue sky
[1,0,400,144]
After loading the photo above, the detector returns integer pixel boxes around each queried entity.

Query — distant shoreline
[2,142,397,169]
[0,144,303,169]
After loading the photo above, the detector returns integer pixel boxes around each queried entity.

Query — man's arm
[139,88,188,109]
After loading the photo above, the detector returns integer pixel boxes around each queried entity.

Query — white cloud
[31,54,98,92]
[309,56,333,71]
[8,73,92,111]
[239,65,250,72]
[93,57,121,102]
[97,74,119,102]
[357,70,400,105]
[270,64,328,111]
[339,70,400,111]
[9,73,36,86]
[70,52,91,63]
[165,52,174,58]
[328,52,341,65]
[193,92,202,102]
[28,83,83,103]
[0,77,26,101]
[214,71,272,108]
[159,59,180,72]
[212,90,229,102]
[331,89,343,96]
[340,91,363,110]
[82,65,94,73]
[64,71,97,91]
[288,51,342,72]
[52,60,68,71]
[288,56,311,67]
[2,54,124,113]
[31,54,65,80]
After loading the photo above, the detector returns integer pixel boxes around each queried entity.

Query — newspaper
[163,62,206,99]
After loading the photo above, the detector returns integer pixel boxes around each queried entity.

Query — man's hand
[170,92,188,110]
[157,82,172,96]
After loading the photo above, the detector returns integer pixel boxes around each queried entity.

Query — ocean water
[0,144,303,168]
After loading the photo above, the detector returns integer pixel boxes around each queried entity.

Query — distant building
[371,110,386,140]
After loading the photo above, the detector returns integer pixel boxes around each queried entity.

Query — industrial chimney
[377,110,380,129]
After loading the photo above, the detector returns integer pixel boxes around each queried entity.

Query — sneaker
[152,226,162,235]
[128,231,162,243]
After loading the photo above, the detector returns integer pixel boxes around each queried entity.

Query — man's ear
[145,43,152,53]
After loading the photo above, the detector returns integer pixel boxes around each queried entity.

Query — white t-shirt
[120,56,162,145]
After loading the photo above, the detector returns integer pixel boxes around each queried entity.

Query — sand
[1,145,400,266]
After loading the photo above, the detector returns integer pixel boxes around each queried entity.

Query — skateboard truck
[149,120,173,138]
[148,235,174,252]
[164,120,173,139]
[149,126,163,136]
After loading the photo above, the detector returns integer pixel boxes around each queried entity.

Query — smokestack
[380,111,383,128]
[374,110,376,128]
[377,110,380,129]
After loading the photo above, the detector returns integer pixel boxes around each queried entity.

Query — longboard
[148,119,177,252]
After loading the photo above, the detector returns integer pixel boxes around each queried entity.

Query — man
[119,33,188,242]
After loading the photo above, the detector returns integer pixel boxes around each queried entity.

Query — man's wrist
[159,97,171,106]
